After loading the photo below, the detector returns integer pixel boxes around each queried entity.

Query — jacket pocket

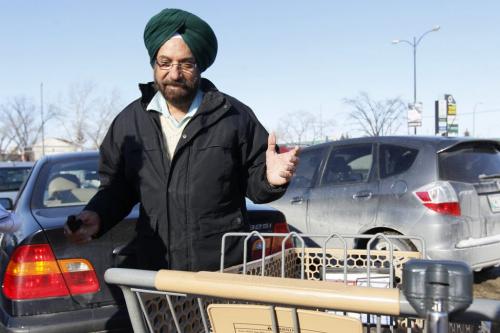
[198,211,245,238]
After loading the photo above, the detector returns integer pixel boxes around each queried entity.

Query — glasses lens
[156,61,196,73]
[180,63,195,72]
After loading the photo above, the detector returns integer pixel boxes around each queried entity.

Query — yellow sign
[447,104,456,115]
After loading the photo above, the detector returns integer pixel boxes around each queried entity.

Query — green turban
[144,8,218,72]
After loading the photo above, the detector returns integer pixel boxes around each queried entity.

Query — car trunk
[33,205,139,309]
[438,140,500,238]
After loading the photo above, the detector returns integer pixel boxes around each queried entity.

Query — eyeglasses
[155,60,197,73]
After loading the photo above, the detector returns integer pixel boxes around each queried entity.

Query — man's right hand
[64,210,101,244]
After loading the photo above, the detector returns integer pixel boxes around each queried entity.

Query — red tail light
[414,181,461,216]
[270,221,293,254]
[3,244,100,300]
[250,221,292,260]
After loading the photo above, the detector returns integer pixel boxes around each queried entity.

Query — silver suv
[270,136,500,271]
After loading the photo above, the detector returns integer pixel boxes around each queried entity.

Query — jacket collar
[138,79,233,157]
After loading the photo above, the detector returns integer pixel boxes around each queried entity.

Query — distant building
[31,137,82,160]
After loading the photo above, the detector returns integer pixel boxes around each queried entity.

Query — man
[65,8,299,271]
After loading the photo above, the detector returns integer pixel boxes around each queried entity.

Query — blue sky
[1,1,499,138]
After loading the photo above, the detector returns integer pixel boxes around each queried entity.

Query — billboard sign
[446,94,456,116]
[408,102,423,127]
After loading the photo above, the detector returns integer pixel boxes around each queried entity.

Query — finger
[63,224,72,238]
[279,170,293,179]
[74,237,92,245]
[290,146,300,156]
[267,132,277,152]
[289,156,300,164]
[73,227,92,243]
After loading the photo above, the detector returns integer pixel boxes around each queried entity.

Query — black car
[0,151,289,332]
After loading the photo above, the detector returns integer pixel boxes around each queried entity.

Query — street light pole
[393,26,440,135]
[413,36,417,107]
[40,83,45,158]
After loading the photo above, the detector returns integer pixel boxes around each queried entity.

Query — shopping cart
[104,232,500,333]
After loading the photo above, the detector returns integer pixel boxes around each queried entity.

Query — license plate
[487,193,500,213]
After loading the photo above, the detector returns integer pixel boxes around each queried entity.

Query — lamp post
[392,25,440,135]
[40,83,46,158]
[472,102,483,137]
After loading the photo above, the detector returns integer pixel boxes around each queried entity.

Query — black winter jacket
[85,79,286,271]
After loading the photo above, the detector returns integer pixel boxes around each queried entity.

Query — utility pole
[40,83,45,157]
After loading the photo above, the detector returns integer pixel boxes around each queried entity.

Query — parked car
[0,162,34,210]
[270,136,500,271]
[0,151,290,332]
[0,205,19,233]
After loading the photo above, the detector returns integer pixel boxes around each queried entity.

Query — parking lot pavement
[474,267,500,300]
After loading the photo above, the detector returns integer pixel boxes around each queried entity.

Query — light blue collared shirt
[146,89,204,128]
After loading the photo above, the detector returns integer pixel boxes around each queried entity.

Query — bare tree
[276,111,314,145]
[0,123,14,155]
[56,81,97,148]
[55,82,122,149]
[311,110,335,143]
[1,97,39,157]
[344,92,405,137]
[276,110,335,145]
[0,97,60,159]
[86,89,122,148]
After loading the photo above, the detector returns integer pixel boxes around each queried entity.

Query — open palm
[266,133,300,186]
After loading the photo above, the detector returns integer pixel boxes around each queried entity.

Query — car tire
[359,231,417,252]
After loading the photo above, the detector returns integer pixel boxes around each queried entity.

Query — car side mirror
[0,198,13,211]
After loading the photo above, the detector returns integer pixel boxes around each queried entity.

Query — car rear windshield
[439,142,500,183]
[32,158,100,209]
[0,167,32,192]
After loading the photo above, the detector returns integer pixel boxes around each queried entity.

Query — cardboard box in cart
[326,268,392,325]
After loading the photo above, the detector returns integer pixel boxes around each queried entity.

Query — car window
[35,158,100,208]
[322,144,373,185]
[0,167,32,192]
[439,142,500,183]
[288,147,326,189]
[379,144,418,178]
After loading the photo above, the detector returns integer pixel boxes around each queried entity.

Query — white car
[0,161,34,209]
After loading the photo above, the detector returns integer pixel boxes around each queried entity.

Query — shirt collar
[146,89,204,128]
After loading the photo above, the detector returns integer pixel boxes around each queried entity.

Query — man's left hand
[266,133,300,186]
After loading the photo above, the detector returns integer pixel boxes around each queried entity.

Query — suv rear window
[439,142,500,183]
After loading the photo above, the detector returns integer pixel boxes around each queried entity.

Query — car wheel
[361,231,417,252]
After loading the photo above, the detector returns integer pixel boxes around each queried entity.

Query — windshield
[0,167,32,192]
[439,143,500,183]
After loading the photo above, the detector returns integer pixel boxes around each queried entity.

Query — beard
[156,75,200,108]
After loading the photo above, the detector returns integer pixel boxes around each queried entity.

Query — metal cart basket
[105,232,500,333]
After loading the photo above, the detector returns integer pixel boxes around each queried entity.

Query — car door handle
[353,191,373,200]
[290,196,304,204]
